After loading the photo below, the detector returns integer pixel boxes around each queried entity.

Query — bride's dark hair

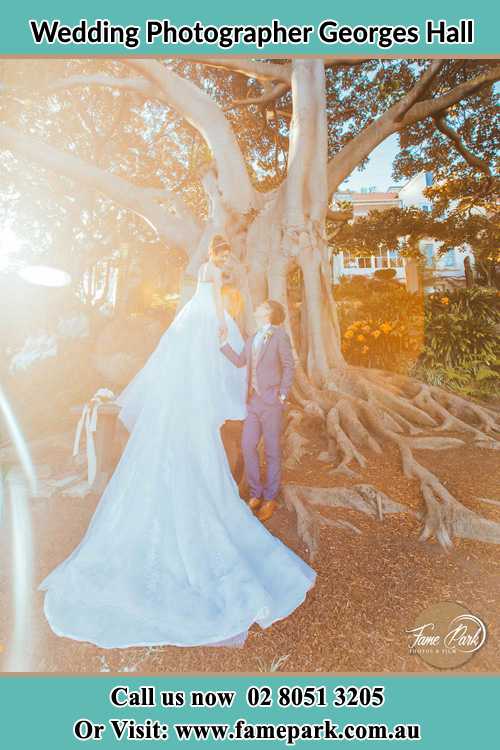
[208,234,231,260]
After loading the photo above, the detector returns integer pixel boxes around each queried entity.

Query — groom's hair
[266,300,286,325]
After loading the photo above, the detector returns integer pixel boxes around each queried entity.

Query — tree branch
[327,63,500,195]
[432,114,492,176]
[223,81,290,112]
[0,125,202,252]
[15,61,258,217]
[393,60,445,122]
[323,57,373,69]
[179,57,291,83]
[327,61,446,194]
[124,59,257,215]
[39,73,158,99]
[183,56,367,82]
[398,66,500,127]
[142,187,202,225]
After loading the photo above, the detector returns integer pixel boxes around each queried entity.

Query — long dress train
[38,280,316,648]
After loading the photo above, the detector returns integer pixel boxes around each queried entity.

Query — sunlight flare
[18,265,71,288]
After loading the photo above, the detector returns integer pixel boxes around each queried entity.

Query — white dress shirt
[252,323,272,354]
[250,323,272,394]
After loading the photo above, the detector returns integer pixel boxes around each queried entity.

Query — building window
[375,247,402,268]
[424,244,434,266]
[342,251,373,269]
[441,249,456,268]
[341,249,403,271]
[388,249,403,267]
[422,243,434,267]
[375,253,389,268]
[342,251,358,269]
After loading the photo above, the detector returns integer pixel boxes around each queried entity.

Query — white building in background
[331,172,474,287]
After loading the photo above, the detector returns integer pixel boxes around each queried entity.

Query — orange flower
[357,334,365,342]
[440,296,449,305]
[379,323,392,334]
[371,330,381,339]
[362,325,371,333]
[344,330,354,339]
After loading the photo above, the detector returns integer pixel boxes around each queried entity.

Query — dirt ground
[0,423,499,675]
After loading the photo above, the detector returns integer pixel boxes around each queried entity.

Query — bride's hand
[219,323,228,343]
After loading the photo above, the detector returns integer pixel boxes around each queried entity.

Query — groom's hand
[219,323,229,345]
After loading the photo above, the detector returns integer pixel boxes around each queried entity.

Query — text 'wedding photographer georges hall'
[27,17,476,51]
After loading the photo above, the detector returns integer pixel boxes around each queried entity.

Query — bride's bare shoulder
[198,261,221,283]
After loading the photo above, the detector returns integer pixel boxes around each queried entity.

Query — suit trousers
[242,390,283,501]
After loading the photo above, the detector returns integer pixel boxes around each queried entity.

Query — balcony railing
[342,250,403,271]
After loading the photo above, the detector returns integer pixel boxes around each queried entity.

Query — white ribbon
[73,388,115,486]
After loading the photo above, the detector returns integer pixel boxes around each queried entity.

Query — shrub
[413,287,500,400]
[335,272,405,301]
[339,286,424,371]
[419,287,499,369]
[374,268,397,281]
[335,275,371,300]
[414,359,500,400]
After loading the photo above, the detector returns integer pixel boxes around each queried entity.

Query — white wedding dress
[38,278,316,649]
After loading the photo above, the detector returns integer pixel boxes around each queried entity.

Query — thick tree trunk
[243,60,345,378]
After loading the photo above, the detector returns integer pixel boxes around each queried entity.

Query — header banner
[0,1,497,56]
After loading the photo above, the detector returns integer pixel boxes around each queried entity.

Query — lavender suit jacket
[221,326,295,406]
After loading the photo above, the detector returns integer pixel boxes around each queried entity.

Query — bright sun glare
[0,227,21,272]
[18,265,72,288]
[0,226,71,286]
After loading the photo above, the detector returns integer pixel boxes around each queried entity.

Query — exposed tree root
[288,365,500,552]
[283,410,310,469]
[282,483,417,561]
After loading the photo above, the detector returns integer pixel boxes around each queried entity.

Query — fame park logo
[406,601,487,669]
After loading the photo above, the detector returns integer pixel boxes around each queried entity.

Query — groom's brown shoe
[248,497,262,511]
[257,499,278,523]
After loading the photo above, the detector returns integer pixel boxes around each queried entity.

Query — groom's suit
[221,325,294,501]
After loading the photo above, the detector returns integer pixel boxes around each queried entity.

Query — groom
[220,300,294,523]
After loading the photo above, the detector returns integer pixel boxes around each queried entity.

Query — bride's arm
[210,263,228,340]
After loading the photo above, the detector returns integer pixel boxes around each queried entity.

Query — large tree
[1,57,499,553]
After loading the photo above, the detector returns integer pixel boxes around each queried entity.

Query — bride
[38,235,316,649]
